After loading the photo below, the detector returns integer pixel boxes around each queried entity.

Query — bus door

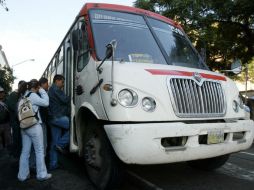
[64,35,78,151]
[72,18,108,120]
[71,19,90,107]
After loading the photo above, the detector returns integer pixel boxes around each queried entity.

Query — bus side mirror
[71,29,79,51]
[105,39,117,59]
[105,44,113,59]
[231,59,242,75]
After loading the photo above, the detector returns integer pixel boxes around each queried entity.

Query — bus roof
[79,3,183,31]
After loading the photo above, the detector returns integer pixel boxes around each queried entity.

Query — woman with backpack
[17,80,52,181]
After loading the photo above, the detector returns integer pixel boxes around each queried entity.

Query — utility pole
[245,62,248,104]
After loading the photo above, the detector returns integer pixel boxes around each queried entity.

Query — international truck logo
[193,72,203,84]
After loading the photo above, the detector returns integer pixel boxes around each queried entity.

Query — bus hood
[99,61,246,121]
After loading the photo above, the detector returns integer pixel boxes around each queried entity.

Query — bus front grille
[168,78,226,118]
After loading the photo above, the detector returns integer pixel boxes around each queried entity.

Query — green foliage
[249,60,254,83]
[134,0,254,79]
[0,66,14,93]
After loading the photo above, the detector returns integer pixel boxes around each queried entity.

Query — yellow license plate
[207,130,224,144]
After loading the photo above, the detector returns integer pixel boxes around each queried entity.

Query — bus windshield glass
[148,18,202,69]
[90,10,167,65]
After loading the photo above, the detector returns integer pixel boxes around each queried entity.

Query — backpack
[0,101,9,124]
[17,92,38,129]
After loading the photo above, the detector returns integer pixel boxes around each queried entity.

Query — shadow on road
[0,149,94,190]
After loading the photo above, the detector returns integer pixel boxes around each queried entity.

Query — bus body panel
[99,62,246,122]
[74,57,108,120]
[104,120,254,164]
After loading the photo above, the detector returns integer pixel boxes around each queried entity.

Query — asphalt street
[0,143,253,190]
[127,143,254,190]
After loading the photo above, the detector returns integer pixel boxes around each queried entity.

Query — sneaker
[18,174,30,182]
[37,173,52,181]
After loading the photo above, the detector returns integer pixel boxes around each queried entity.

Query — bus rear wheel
[83,120,122,190]
[187,154,230,170]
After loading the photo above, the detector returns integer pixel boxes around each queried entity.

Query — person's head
[0,86,5,101]
[53,75,65,89]
[28,79,40,93]
[18,82,28,96]
[39,77,49,91]
[18,80,26,89]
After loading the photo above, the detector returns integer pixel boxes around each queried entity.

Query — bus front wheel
[83,120,122,190]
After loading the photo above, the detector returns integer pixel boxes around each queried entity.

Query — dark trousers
[10,118,22,157]
[0,122,12,149]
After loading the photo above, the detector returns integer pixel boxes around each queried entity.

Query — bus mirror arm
[110,40,117,106]
[96,40,118,106]
[96,44,113,73]
[221,59,242,75]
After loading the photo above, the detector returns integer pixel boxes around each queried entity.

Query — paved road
[0,150,95,190]
[127,143,254,190]
[0,149,137,190]
[0,144,253,190]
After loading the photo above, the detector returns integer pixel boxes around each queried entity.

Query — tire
[187,154,230,171]
[83,120,122,190]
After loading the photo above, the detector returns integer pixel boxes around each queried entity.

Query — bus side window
[47,64,52,85]
[57,46,64,75]
[73,21,90,72]
[65,47,72,97]
[51,58,56,83]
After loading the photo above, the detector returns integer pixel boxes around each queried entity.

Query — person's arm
[54,88,70,105]
[31,88,49,107]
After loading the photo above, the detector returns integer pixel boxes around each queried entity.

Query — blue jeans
[18,123,49,180]
[49,116,70,169]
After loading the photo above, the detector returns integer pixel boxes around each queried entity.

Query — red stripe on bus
[145,69,226,81]
[200,73,226,81]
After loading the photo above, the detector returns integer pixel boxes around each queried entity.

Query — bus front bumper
[104,120,254,164]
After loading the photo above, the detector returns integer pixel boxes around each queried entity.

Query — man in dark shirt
[48,75,70,170]
[6,80,26,157]
[0,86,11,150]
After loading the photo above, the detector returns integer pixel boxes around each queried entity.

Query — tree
[134,0,254,73]
[0,0,8,11]
[0,66,14,93]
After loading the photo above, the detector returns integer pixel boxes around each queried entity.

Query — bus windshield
[90,10,204,69]
[148,18,202,69]
[90,10,167,65]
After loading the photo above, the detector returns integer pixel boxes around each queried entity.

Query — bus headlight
[118,89,138,107]
[142,97,156,112]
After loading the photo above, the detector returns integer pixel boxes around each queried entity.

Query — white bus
[42,3,254,189]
